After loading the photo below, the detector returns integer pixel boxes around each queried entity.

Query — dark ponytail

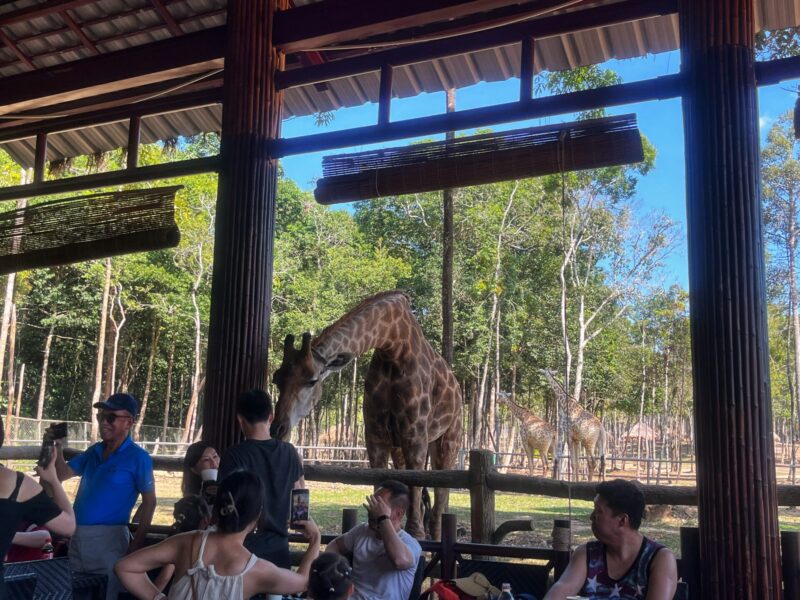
[214,471,263,534]
[308,553,353,600]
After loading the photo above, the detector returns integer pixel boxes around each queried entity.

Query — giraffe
[500,395,556,477]
[541,369,606,482]
[270,290,462,540]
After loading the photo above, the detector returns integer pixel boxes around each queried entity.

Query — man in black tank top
[544,479,677,600]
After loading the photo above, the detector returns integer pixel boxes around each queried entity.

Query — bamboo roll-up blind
[0,185,182,274]
[315,114,644,204]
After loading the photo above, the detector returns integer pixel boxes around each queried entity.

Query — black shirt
[218,438,303,564]
[1,472,61,597]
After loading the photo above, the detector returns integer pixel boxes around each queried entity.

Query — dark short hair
[214,470,264,534]
[181,441,215,496]
[377,479,410,513]
[236,389,273,424]
[596,479,645,530]
[308,553,353,600]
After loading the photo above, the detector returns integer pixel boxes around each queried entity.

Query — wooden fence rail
[8,445,800,544]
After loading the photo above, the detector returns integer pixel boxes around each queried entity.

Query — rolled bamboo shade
[0,185,182,274]
[314,114,644,205]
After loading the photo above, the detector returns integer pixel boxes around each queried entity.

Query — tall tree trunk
[4,305,16,437]
[14,363,24,419]
[490,301,502,453]
[108,285,126,394]
[441,88,456,366]
[36,324,55,421]
[182,282,204,443]
[0,273,14,430]
[135,319,161,440]
[162,340,176,442]
[91,258,113,440]
[637,325,647,478]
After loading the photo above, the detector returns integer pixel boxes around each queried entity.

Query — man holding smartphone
[53,392,156,600]
[326,480,421,600]
[218,389,304,569]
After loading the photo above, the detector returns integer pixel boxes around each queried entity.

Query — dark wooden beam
[680,0,781,597]
[0,26,225,114]
[60,9,100,55]
[0,0,97,26]
[755,55,800,86]
[127,116,141,169]
[273,0,543,52]
[0,87,223,143]
[0,30,35,70]
[33,133,47,183]
[150,0,183,36]
[0,156,218,202]
[273,73,682,157]
[378,64,393,126]
[520,36,535,101]
[276,0,676,89]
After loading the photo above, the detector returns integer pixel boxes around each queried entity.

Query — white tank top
[168,529,259,600]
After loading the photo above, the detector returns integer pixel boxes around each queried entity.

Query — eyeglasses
[96,412,132,424]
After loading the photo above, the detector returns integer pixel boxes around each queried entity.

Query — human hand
[35,452,58,484]
[295,519,321,543]
[364,494,391,520]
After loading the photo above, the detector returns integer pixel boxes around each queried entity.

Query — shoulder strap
[195,529,212,567]
[241,553,258,574]
[9,471,24,501]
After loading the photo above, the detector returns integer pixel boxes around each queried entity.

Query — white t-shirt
[337,523,422,600]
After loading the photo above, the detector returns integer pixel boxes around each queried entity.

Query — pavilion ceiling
[0,0,799,167]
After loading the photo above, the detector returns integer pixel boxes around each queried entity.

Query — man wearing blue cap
[54,392,156,600]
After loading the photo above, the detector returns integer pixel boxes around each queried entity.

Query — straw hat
[451,573,501,598]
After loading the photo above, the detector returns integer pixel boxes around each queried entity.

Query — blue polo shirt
[68,436,155,526]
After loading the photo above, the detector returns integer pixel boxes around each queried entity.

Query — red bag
[421,581,478,600]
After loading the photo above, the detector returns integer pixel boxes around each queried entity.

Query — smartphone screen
[290,489,310,527]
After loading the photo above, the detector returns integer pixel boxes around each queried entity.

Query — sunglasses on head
[96,412,131,424]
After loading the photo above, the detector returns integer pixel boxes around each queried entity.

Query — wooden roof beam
[60,10,100,55]
[0,0,97,26]
[150,0,184,36]
[0,29,35,70]
[0,26,225,116]
[277,0,676,89]
[273,0,549,52]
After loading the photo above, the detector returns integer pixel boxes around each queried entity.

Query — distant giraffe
[541,369,606,482]
[500,395,556,477]
[271,291,462,540]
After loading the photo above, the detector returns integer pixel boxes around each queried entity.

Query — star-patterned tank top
[580,536,664,599]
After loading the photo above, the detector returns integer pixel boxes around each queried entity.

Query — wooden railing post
[342,508,358,533]
[469,449,496,545]
[781,530,800,599]
[680,526,700,600]
[551,518,571,580]
[441,512,457,581]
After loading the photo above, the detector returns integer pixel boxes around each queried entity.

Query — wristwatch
[376,515,390,524]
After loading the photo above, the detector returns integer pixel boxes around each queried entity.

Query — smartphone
[37,439,55,468]
[290,488,310,528]
[47,422,68,440]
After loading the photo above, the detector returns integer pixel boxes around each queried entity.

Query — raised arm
[53,440,77,482]
[645,548,678,600]
[115,534,187,600]
[34,454,76,537]
[543,545,588,600]
[366,495,414,570]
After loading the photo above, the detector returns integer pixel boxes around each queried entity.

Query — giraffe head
[270,332,353,441]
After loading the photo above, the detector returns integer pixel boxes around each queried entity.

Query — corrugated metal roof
[0,0,798,165]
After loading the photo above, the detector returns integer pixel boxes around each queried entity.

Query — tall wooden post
[680,1,781,597]
[203,0,288,450]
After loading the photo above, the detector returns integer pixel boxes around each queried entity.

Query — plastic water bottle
[498,583,514,600]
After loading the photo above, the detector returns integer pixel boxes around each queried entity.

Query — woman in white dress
[116,470,321,600]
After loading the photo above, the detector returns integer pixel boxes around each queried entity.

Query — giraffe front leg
[400,442,428,541]
[428,425,460,540]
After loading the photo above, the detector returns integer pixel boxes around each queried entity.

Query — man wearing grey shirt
[326,480,421,600]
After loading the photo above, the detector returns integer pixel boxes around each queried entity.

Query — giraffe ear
[324,352,354,373]
[282,334,295,356]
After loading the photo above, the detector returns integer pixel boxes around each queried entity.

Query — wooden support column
[679,1,781,597]
[203,0,288,450]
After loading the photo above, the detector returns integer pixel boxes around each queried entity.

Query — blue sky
[280,50,800,290]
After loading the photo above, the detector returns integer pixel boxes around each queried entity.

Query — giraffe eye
[305,379,318,388]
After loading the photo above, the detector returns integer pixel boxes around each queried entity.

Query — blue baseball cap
[94,392,139,417]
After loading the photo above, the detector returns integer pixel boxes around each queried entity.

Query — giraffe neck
[313,291,416,361]
[505,399,533,422]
